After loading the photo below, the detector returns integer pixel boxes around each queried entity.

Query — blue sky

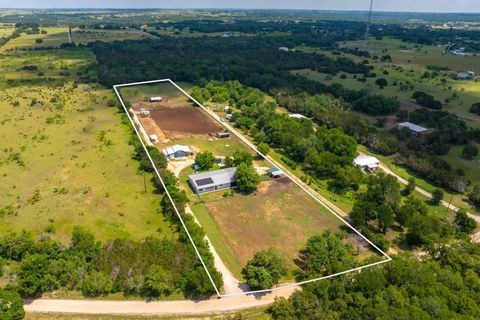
[1,0,479,13]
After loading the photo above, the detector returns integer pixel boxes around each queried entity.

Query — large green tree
[243,248,287,290]
[234,162,260,192]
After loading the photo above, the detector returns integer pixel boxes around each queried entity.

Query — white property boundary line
[113,79,392,298]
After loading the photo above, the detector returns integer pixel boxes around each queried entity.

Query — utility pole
[363,0,374,52]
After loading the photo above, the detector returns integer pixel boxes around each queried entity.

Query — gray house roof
[189,167,237,189]
[398,122,428,133]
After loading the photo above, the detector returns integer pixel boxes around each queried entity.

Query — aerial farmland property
[117,80,385,283]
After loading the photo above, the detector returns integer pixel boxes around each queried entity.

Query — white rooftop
[162,145,192,156]
[354,155,380,168]
[398,122,428,133]
[288,113,306,119]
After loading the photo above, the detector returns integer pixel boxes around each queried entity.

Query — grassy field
[440,144,480,183]
[71,28,153,43]
[119,81,193,107]
[1,27,69,51]
[167,136,248,156]
[295,37,480,128]
[0,49,175,243]
[0,27,15,38]
[181,171,347,278]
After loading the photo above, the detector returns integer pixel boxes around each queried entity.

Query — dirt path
[24,286,297,315]
[168,158,246,294]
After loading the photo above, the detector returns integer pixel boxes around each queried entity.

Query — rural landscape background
[0,3,480,320]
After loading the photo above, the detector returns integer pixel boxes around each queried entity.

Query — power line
[363,0,374,51]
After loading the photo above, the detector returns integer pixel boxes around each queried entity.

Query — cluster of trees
[269,240,480,319]
[412,91,443,110]
[350,172,476,250]
[0,225,220,299]
[192,81,360,192]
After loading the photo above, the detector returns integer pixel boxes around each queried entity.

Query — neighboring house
[454,71,475,80]
[288,113,307,119]
[217,132,230,138]
[267,167,284,178]
[189,167,237,194]
[162,145,193,160]
[398,122,428,137]
[354,155,380,172]
[149,96,162,102]
[226,114,233,121]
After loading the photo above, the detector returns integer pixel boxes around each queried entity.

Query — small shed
[139,108,150,117]
[149,134,158,143]
[149,96,162,102]
[288,113,307,119]
[267,168,284,178]
[217,132,230,138]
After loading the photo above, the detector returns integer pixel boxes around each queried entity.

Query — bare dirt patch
[150,106,222,139]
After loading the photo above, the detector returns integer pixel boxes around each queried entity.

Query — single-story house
[162,145,193,160]
[189,167,237,194]
[398,122,428,136]
[288,113,307,119]
[217,132,230,138]
[149,96,162,102]
[267,168,284,178]
[354,155,380,172]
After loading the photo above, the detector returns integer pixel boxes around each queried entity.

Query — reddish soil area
[150,106,222,136]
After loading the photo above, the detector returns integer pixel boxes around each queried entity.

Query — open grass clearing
[1,27,69,51]
[0,49,175,243]
[71,28,153,44]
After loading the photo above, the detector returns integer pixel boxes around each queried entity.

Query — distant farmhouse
[398,122,428,137]
[354,155,380,172]
[453,71,475,80]
[278,47,289,52]
[189,167,237,194]
[451,48,466,56]
[162,145,193,160]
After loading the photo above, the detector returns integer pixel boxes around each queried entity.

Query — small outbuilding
[149,134,158,143]
[398,122,428,136]
[354,155,380,172]
[162,145,193,160]
[217,132,230,138]
[189,167,237,194]
[267,168,284,178]
[288,113,307,119]
[139,108,150,117]
[149,96,162,102]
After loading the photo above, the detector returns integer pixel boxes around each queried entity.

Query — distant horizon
[1,0,480,14]
[1,7,480,14]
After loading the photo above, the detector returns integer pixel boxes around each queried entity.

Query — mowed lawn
[2,27,69,51]
[188,177,344,277]
[0,49,175,244]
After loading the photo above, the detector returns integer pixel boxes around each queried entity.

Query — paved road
[24,286,297,315]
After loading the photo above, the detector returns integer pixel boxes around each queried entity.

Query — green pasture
[1,27,69,51]
[0,49,175,244]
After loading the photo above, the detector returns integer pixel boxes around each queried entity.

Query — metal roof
[398,122,428,133]
[354,155,380,167]
[162,145,192,156]
[189,167,237,189]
